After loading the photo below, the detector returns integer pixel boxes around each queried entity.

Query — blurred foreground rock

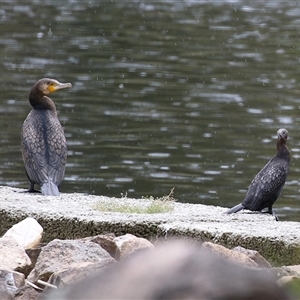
[46,240,291,300]
[0,217,299,299]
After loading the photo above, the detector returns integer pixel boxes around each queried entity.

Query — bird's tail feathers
[41,181,60,196]
[224,203,245,214]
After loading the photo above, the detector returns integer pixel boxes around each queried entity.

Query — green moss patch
[95,188,176,214]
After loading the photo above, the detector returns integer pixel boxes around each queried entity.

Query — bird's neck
[277,139,290,161]
[29,92,56,112]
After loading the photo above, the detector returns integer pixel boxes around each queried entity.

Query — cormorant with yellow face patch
[21,78,72,196]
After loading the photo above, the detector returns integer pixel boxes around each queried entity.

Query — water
[1,0,300,221]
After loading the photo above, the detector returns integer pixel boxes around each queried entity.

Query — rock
[0,237,32,274]
[269,266,299,279]
[45,240,291,300]
[81,234,118,260]
[202,241,258,267]
[232,246,271,268]
[278,275,300,285]
[113,233,154,260]
[0,289,13,300]
[46,259,115,289]
[25,247,42,268]
[0,270,25,300]
[14,284,41,300]
[28,238,115,283]
[283,265,300,276]
[3,217,43,249]
[278,276,300,298]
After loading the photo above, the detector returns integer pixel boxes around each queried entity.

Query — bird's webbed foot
[261,208,278,221]
[21,183,41,194]
[25,189,41,194]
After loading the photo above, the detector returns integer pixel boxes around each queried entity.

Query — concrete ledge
[0,186,299,266]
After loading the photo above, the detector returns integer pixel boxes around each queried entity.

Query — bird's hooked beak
[47,81,72,93]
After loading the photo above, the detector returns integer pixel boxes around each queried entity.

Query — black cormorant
[224,128,290,218]
[21,78,72,196]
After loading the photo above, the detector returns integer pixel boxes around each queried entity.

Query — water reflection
[0,0,300,220]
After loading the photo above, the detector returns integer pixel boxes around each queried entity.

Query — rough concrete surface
[0,186,299,266]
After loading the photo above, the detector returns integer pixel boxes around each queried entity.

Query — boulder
[25,247,42,268]
[3,217,43,250]
[0,237,32,274]
[46,259,115,289]
[202,241,258,267]
[113,233,154,260]
[269,266,299,279]
[232,246,271,268]
[0,270,25,300]
[45,240,290,300]
[283,265,300,276]
[278,276,300,298]
[81,234,118,260]
[28,238,115,284]
[14,284,41,300]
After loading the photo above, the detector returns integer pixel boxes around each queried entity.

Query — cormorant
[21,78,72,196]
[224,128,290,218]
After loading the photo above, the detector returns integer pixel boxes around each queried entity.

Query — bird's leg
[28,182,41,193]
[273,213,279,221]
[269,208,279,221]
[261,206,278,221]
[22,182,41,194]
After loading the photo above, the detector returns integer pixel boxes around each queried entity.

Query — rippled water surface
[1,0,300,221]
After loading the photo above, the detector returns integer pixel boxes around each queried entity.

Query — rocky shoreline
[0,217,299,299]
[0,186,300,298]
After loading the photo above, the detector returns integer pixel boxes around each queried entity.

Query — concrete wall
[1,186,300,266]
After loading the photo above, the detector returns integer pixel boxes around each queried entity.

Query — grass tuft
[95,187,176,214]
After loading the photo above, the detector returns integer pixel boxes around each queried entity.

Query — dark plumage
[225,128,290,217]
[21,78,72,196]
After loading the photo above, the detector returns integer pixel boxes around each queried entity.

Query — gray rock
[81,234,118,260]
[232,246,271,268]
[25,247,42,269]
[46,259,115,289]
[282,265,300,276]
[114,233,154,260]
[202,241,258,267]
[45,240,291,300]
[0,270,25,300]
[28,239,115,283]
[0,237,32,274]
[14,284,41,300]
[278,276,300,299]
